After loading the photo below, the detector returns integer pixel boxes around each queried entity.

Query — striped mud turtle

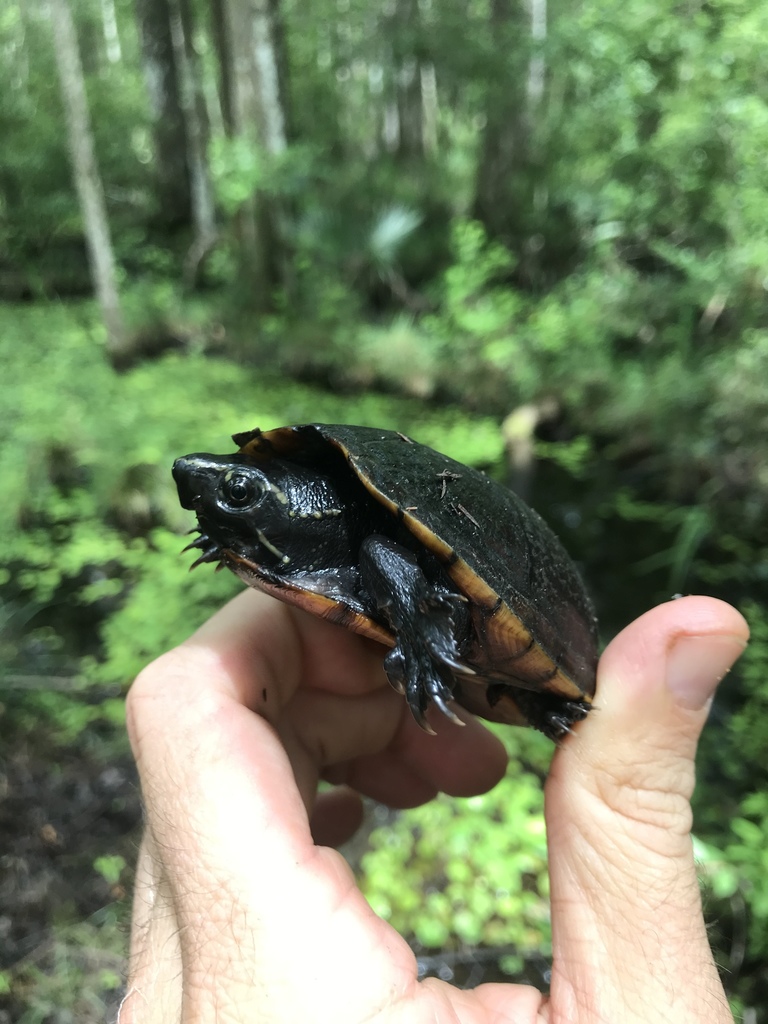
[173,423,598,740]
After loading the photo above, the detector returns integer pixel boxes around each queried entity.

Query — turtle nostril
[172,457,203,510]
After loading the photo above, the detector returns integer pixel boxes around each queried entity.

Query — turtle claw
[430,690,465,727]
[542,699,592,741]
[383,648,407,695]
[410,705,436,735]
[562,699,591,723]
[189,550,221,570]
[183,528,222,569]
[431,650,475,676]
[546,714,574,737]
[385,647,432,731]
[383,641,465,730]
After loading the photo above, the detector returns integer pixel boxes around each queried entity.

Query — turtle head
[172,452,356,571]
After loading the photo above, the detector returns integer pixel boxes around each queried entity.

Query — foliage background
[1,0,767,1019]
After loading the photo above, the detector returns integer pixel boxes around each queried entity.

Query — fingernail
[666,634,747,710]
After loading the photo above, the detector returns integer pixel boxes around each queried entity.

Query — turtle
[172,423,599,740]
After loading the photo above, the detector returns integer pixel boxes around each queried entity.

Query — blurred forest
[1,0,768,1018]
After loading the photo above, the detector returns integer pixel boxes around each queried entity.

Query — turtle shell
[231,423,598,728]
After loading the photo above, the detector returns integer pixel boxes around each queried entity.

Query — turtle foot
[382,591,473,730]
[383,641,464,731]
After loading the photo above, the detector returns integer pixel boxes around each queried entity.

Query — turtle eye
[220,473,261,509]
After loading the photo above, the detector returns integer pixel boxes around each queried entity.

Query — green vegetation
[2,0,768,1017]
[362,728,553,959]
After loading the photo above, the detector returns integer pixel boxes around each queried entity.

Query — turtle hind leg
[359,535,472,729]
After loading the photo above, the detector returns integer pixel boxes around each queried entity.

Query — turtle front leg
[359,535,473,730]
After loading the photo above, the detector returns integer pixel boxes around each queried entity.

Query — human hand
[121,590,747,1023]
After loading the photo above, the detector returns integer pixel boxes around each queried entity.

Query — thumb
[545,596,748,1024]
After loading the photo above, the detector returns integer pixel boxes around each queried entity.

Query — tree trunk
[527,0,546,110]
[420,62,438,154]
[100,0,122,63]
[250,0,294,298]
[473,0,574,286]
[250,0,289,155]
[77,5,104,74]
[209,0,235,134]
[221,0,269,303]
[49,0,127,360]
[173,0,218,286]
[134,0,191,229]
[213,0,291,307]
[472,0,533,250]
[393,0,423,161]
